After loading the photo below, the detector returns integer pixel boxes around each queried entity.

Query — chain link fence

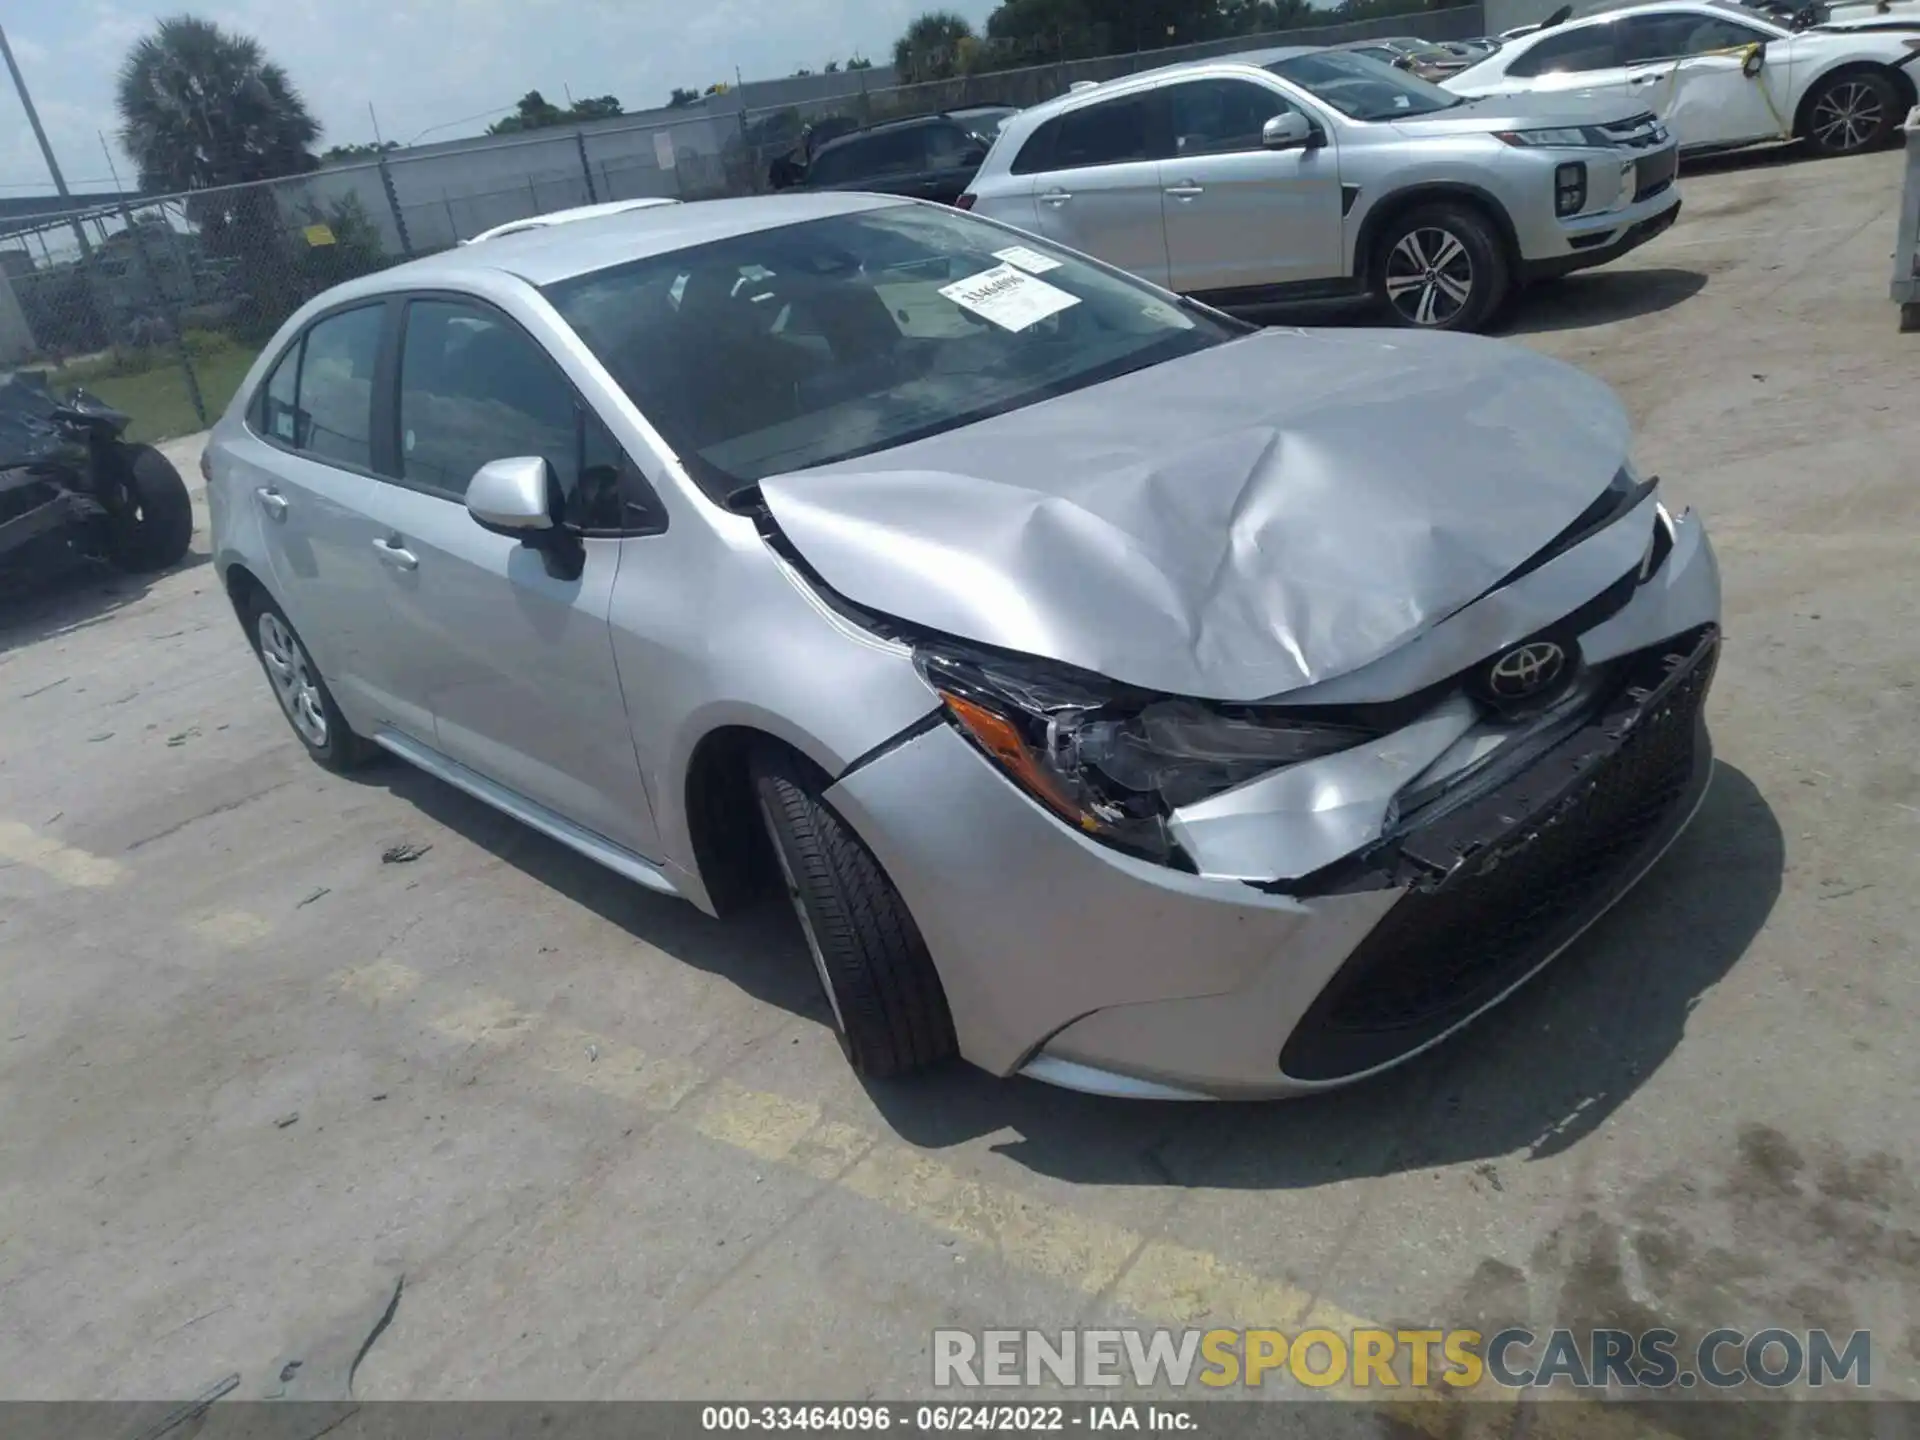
[0,5,1483,442]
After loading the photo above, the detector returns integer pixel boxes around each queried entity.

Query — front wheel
[104,443,193,572]
[1803,70,1899,157]
[752,747,956,1079]
[1372,203,1511,333]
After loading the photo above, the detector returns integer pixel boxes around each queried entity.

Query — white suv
[962,46,1685,331]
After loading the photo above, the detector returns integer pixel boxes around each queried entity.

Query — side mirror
[1262,112,1314,150]
[1743,40,1769,72]
[467,455,587,580]
[467,456,557,536]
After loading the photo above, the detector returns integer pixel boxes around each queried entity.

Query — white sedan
[1445,0,1920,156]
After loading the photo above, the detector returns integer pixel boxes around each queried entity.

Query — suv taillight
[955,193,977,210]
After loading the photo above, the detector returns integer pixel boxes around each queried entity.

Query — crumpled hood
[759,327,1632,703]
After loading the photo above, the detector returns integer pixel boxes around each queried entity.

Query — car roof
[464,198,679,244]
[1008,46,1320,123]
[321,192,904,292]
[814,114,956,150]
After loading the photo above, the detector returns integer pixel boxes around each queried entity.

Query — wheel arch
[680,722,799,918]
[1791,60,1915,140]
[1352,182,1523,281]
[221,558,269,630]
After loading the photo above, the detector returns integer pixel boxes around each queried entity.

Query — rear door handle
[371,537,418,571]
[1164,181,1205,199]
[254,486,288,522]
[1040,187,1073,207]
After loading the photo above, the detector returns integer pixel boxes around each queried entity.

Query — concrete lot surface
[2,147,1915,1421]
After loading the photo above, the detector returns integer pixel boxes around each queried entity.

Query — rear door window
[253,304,383,469]
[924,122,977,169]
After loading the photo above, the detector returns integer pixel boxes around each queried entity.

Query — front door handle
[371,537,418,571]
[1040,187,1073,207]
[1631,73,1662,85]
[254,486,288,522]
[1164,181,1205,199]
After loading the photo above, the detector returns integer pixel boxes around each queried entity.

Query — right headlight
[1495,126,1603,147]
[915,642,1376,868]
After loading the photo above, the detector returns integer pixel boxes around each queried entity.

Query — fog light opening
[1555,161,1588,218]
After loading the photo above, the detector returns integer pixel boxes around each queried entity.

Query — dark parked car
[767,115,864,190]
[1,375,193,583]
[800,115,993,205]
[945,105,1021,144]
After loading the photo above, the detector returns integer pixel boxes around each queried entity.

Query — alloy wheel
[1385,226,1475,327]
[1810,81,1882,153]
[257,611,329,749]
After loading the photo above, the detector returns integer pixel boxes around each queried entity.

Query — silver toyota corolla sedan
[206,194,1721,1100]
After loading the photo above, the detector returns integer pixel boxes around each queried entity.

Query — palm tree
[116,15,320,193]
[893,11,977,81]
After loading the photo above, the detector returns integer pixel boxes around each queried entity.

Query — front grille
[1634,147,1679,202]
[1600,113,1665,149]
[1278,629,1716,1082]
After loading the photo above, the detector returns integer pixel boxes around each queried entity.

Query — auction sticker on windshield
[992,244,1063,274]
[940,264,1080,331]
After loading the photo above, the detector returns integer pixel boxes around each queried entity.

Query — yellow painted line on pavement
[0,821,122,888]
[337,958,426,1006]
[189,909,275,948]
[337,962,1674,1438]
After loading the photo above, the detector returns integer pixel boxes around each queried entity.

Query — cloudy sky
[1,0,1004,193]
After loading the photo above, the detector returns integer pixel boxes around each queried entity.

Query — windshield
[1707,0,1796,30]
[1268,50,1462,120]
[544,204,1241,496]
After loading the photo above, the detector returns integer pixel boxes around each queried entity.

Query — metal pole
[0,23,99,266]
[576,131,599,203]
[378,154,414,255]
[2,17,118,353]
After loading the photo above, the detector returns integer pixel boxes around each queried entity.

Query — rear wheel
[243,592,376,773]
[752,747,956,1079]
[1372,202,1510,333]
[104,443,193,572]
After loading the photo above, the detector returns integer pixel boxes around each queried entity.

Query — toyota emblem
[1487,641,1566,700]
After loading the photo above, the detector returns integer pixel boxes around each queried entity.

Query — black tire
[1801,68,1900,157]
[1371,202,1511,333]
[105,443,194,572]
[751,747,956,1078]
[240,589,377,773]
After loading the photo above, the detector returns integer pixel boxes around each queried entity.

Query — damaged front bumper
[823,509,1722,1099]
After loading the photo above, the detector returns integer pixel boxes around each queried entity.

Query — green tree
[115,15,320,191]
[321,139,400,163]
[488,90,624,134]
[846,55,874,69]
[487,90,563,133]
[892,11,977,81]
[568,95,623,121]
[668,86,701,107]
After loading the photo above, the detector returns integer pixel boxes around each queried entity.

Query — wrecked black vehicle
[1,373,193,582]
